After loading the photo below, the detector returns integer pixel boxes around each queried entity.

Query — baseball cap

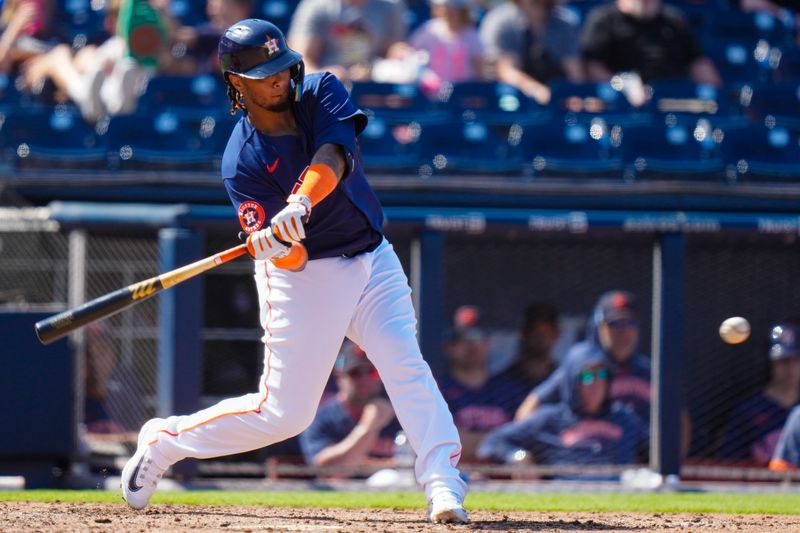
[769,324,800,360]
[594,290,637,324]
[444,305,487,342]
[335,343,373,373]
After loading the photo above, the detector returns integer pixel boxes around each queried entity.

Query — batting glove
[270,194,311,242]
[246,227,291,261]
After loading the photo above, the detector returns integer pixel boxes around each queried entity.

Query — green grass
[2,490,800,515]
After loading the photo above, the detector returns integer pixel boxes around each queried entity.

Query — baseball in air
[719,317,751,344]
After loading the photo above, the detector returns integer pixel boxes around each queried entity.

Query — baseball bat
[34,243,248,345]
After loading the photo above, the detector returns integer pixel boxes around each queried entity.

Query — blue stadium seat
[646,80,747,128]
[621,121,725,180]
[741,83,800,128]
[0,73,23,111]
[705,9,796,48]
[773,46,800,84]
[168,0,209,26]
[54,0,109,46]
[348,81,448,124]
[255,0,301,33]
[437,81,550,127]
[357,116,423,173]
[520,117,624,178]
[0,107,109,170]
[139,74,228,117]
[560,0,605,26]
[548,81,651,127]
[705,40,775,85]
[107,112,216,171]
[723,125,800,182]
[418,120,524,176]
[404,0,431,32]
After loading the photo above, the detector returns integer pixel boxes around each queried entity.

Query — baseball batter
[121,18,468,524]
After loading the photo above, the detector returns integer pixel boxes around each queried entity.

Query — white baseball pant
[145,239,466,501]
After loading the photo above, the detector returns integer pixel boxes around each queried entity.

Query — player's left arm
[269,143,346,242]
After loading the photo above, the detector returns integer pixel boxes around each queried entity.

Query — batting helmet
[218,19,304,99]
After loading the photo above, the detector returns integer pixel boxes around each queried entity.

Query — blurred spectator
[478,0,584,104]
[0,0,53,74]
[387,0,484,93]
[476,350,648,472]
[84,322,125,435]
[299,342,401,472]
[22,0,166,122]
[720,322,800,465]
[165,0,253,75]
[496,301,559,392]
[771,405,800,473]
[514,290,652,423]
[287,0,409,82]
[580,0,721,91]
[436,305,526,462]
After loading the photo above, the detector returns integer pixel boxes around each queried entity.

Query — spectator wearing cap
[721,323,800,466]
[496,301,560,394]
[515,290,652,424]
[436,305,526,462]
[299,341,401,473]
[477,349,648,473]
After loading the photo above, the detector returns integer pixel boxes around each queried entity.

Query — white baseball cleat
[121,418,168,510]
[428,491,468,524]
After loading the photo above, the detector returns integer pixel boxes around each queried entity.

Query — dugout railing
[1,196,800,486]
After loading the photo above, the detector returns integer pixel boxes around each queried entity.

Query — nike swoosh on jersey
[266,158,280,173]
[128,455,145,492]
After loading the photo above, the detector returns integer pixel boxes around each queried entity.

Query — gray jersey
[478,2,580,64]
[288,0,409,68]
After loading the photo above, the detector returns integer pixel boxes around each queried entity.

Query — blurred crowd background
[0,0,796,180]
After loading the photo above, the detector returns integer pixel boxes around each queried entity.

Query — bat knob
[272,242,308,272]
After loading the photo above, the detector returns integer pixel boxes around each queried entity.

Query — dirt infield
[2,502,800,532]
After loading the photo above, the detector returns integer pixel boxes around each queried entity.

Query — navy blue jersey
[299,398,401,465]
[222,72,384,259]
[719,392,793,464]
[478,403,648,467]
[437,373,526,432]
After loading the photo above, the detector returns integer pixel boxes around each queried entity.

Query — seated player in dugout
[720,323,800,466]
[495,301,560,393]
[514,290,692,456]
[299,342,401,475]
[771,341,800,472]
[515,290,652,422]
[476,350,648,475]
[435,306,527,462]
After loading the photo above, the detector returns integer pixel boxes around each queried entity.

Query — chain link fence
[0,214,160,468]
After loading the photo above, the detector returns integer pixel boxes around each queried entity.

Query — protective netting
[4,210,800,481]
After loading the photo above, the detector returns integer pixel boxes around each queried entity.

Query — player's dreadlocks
[225,77,247,116]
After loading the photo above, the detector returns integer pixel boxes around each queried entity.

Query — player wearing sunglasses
[476,351,648,473]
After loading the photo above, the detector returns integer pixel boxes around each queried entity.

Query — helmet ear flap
[290,60,305,101]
